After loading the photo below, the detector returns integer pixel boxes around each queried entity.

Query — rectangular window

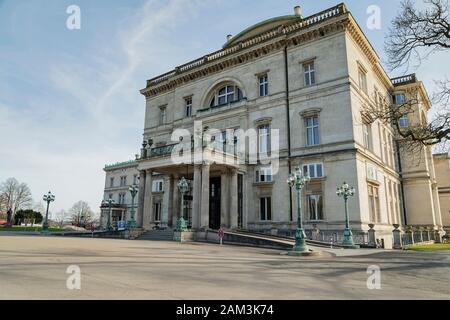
[152,180,164,192]
[118,193,125,204]
[363,123,372,150]
[260,197,272,221]
[303,163,324,178]
[133,174,138,185]
[255,167,273,183]
[120,176,127,187]
[185,97,192,117]
[259,74,269,97]
[368,184,380,223]
[305,116,319,146]
[110,177,114,188]
[307,194,323,221]
[358,68,368,94]
[399,116,408,128]
[258,124,271,154]
[108,193,113,200]
[159,106,167,125]
[393,93,406,105]
[153,202,162,221]
[304,62,315,86]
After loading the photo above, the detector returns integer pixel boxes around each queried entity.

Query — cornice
[141,4,349,98]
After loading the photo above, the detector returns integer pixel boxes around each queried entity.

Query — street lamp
[336,182,359,248]
[176,177,189,232]
[287,167,310,253]
[102,198,115,231]
[42,191,55,234]
[127,185,138,229]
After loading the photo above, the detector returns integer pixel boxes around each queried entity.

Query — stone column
[392,224,402,249]
[220,172,229,228]
[368,224,376,248]
[192,165,202,230]
[168,175,174,227]
[142,169,153,229]
[229,169,238,229]
[162,175,170,228]
[137,170,146,227]
[200,164,210,229]
[173,174,180,223]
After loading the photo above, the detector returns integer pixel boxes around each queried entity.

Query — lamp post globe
[287,167,310,253]
[337,182,359,248]
[176,177,189,232]
[42,191,55,234]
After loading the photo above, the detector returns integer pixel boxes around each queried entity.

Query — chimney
[294,6,302,16]
[227,34,233,42]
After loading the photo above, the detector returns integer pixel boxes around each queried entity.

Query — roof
[223,15,302,48]
[104,160,137,171]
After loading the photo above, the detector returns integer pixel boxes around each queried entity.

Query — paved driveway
[0,236,449,299]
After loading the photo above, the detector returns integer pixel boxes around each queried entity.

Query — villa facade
[101,4,446,248]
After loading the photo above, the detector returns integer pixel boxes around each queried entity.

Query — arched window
[209,84,243,107]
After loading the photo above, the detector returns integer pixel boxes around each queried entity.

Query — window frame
[159,106,167,125]
[358,67,368,94]
[185,97,193,117]
[255,167,273,183]
[260,197,272,221]
[259,74,269,97]
[302,163,324,179]
[258,123,271,155]
[307,194,324,221]
[303,62,316,86]
[305,116,320,146]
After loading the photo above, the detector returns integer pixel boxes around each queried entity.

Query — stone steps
[137,229,174,241]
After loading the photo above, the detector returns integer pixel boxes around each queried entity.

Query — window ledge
[253,181,274,187]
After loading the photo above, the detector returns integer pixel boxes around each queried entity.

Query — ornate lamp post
[287,167,310,253]
[127,185,138,229]
[336,182,358,248]
[176,177,189,232]
[102,198,115,231]
[42,191,55,233]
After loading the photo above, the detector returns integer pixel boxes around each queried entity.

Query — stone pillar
[220,172,229,228]
[168,175,174,227]
[137,170,146,227]
[162,176,170,228]
[368,224,376,248]
[200,164,210,229]
[142,170,153,229]
[392,224,402,249]
[229,169,238,229]
[192,165,202,230]
[173,174,180,223]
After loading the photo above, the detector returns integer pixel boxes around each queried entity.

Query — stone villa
[101,3,448,248]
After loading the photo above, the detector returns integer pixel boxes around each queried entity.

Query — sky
[0,0,448,215]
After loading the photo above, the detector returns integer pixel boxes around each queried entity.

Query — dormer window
[209,84,243,107]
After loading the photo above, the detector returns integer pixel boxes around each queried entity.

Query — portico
[137,149,242,231]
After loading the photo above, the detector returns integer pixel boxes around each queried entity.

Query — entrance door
[209,177,221,230]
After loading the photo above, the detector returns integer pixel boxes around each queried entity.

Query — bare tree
[69,201,93,228]
[380,0,450,149]
[54,210,68,228]
[0,178,33,215]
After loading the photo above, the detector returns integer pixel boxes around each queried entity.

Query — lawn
[408,243,450,251]
[0,226,64,232]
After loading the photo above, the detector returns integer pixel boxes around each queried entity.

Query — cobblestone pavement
[0,236,449,299]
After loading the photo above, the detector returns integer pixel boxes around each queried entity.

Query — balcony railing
[391,74,416,86]
[139,140,239,160]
